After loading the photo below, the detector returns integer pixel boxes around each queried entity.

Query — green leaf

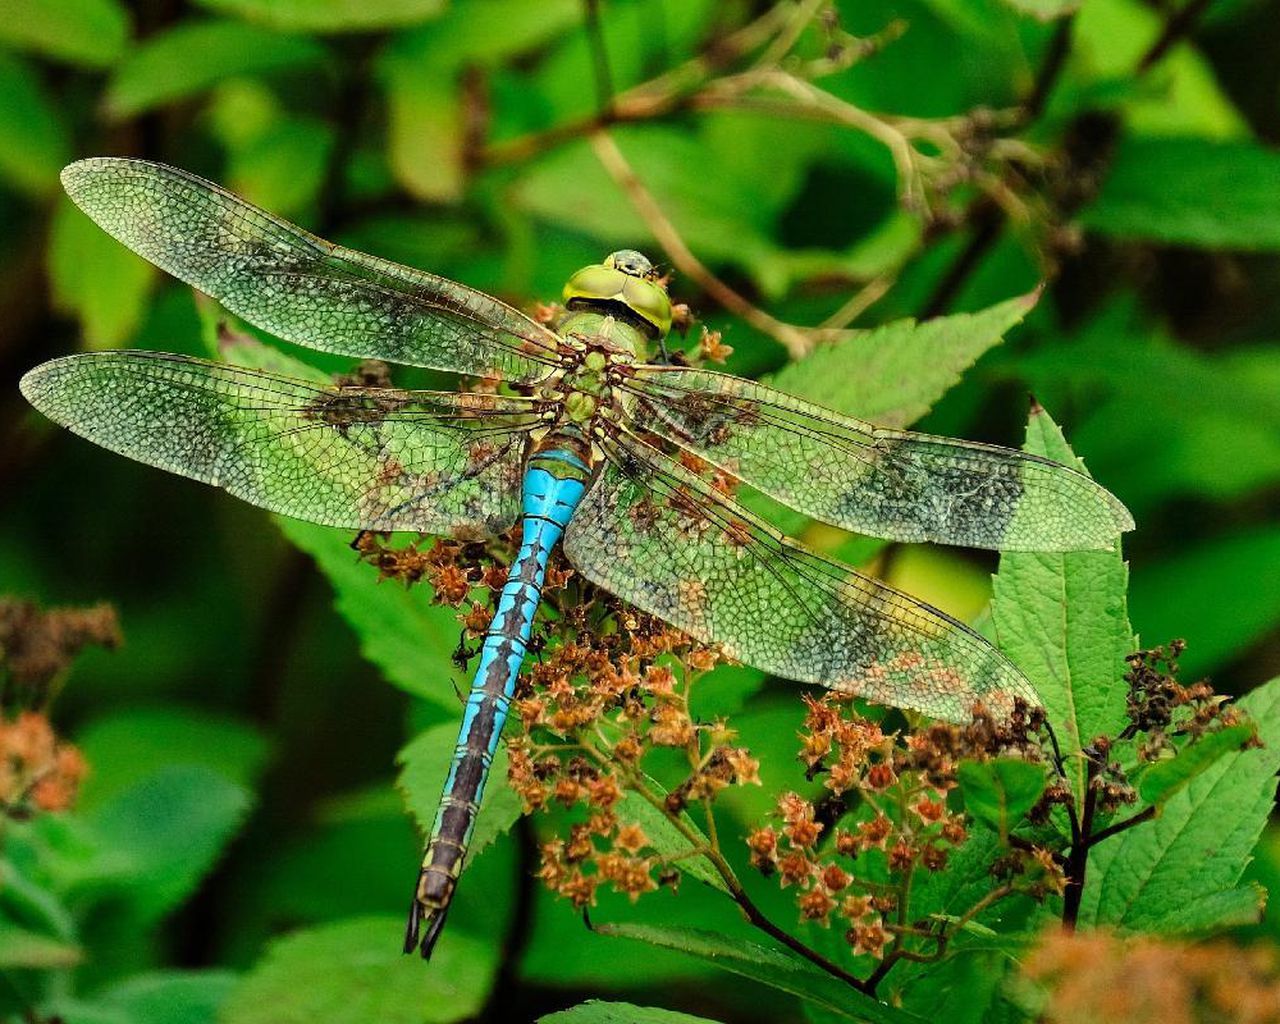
[104,20,329,119]
[91,971,238,1024]
[616,782,729,895]
[193,0,444,32]
[1081,138,1280,250]
[0,53,70,197]
[1067,0,1248,138]
[48,197,154,348]
[224,117,335,216]
[378,0,581,201]
[541,1002,726,1024]
[769,291,1039,427]
[957,759,1047,837]
[990,406,1134,804]
[0,0,129,67]
[1132,884,1267,935]
[277,518,462,708]
[1079,676,1280,932]
[74,704,269,811]
[1136,723,1256,807]
[221,916,496,1024]
[1129,527,1280,680]
[79,765,253,922]
[396,722,523,864]
[595,923,923,1023]
[0,923,81,968]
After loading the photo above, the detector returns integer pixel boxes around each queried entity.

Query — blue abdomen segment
[405,447,588,958]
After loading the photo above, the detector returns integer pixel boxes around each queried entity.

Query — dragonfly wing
[21,352,535,536]
[622,366,1133,552]
[60,158,561,384]
[562,430,1039,723]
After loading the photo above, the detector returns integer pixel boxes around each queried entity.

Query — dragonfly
[21,158,1132,959]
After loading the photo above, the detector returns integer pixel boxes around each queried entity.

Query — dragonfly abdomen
[406,440,591,958]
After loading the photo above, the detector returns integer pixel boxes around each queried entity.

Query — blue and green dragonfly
[21,158,1132,958]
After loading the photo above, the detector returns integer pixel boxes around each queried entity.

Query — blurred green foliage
[1,0,1279,1021]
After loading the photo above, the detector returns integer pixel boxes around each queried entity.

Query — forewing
[60,158,561,384]
[622,366,1133,552]
[21,352,536,536]
[562,430,1039,723]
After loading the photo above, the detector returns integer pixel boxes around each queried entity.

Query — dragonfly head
[563,250,672,341]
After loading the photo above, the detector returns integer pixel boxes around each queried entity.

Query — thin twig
[1086,805,1156,847]
[590,130,820,358]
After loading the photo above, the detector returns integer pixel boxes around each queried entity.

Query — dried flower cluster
[1125,640,1251,760]
[0,711,87,815]
[505,602,759,910]
[0,598,120,703]
[1024,929,1280,1024]
[748,695,1059,960]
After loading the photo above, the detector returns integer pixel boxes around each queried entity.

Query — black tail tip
[403,898,450,960]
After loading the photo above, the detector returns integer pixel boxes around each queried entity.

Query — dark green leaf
[0,0,129,67]
[770,292,1038,427]
[396,722,523,864]
[541,1002,726,1024]
[1129,527,1280,680]
[95,971,238,1024]
[0,53,70,196]
[1136,723,1256,806]
[990,407,1134,804]
[1001,0,1078,19]
[957,759,1047,836]
[221,916,495,1024]
[79,765,253,923]
[1081,138,1280,250]
[104,20,328,119]
[1079,676,1280,932]
[595,923,924,1023]
[74,704,269,811]
[193,0,445,33]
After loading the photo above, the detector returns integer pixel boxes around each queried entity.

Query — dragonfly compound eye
[604,249,655,278]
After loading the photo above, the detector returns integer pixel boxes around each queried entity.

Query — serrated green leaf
[1133,884,1267,935]
[0,53,70,197]
[48,197,154,347]
[0,0,129,67]
[1081,138,1280,251]
[1136,723,1256,806]
[0,923,81,968]
[541,1001,725,1024]
[957,759,1047,837]
[78,765,253,923]
[276,518,463,708]
[595,923,924,1023]
[770,292,1038,427]
[615,782,729,895]
[396,722,522,863]
[104,20,328,119]
[74,705,269,811]
[1079,676,1280,932]
[990,407,1134,804]
[221,916,495,1024]
[194,0,444,33]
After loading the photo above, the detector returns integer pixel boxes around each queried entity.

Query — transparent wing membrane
[60,158,562,383]
[563,429,1040,722]
[21,352,538,536]
[622,366,1133,552]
